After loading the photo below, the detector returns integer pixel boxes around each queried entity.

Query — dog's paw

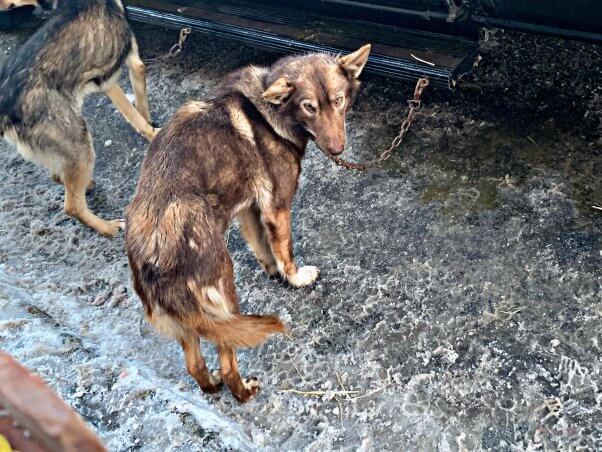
[287,265,319,287]
[210,370,222,385]
[112,219,126,230]
[142,127,158,142]
[99,219,125,237]
[260,260,278,277]
[236,377,261,403]
[200,370,224,394]
[229,377,261,403]
[244,377,260,390]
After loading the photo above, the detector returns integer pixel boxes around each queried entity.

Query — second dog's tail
[201,314,287,348]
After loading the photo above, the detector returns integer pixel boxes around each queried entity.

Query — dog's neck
[235,66,307,151]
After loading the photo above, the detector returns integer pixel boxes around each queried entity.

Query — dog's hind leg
[180,334,223,394]
[127,41,152,124]
[17,113,122,236]
[51,172,95,191]
[237,204,278,276]
[218,345,261,403]
[58,126,125,236]
[103,83,156,141]
[62,152,125,237]
[196,251,267,402]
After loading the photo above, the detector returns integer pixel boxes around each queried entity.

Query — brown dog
[125,44,371,402]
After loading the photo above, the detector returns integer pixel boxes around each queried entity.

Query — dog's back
[126,89,288,402]
[0,0,131,125]
[126,96,283,337]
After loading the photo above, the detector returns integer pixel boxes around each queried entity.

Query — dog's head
[262,44,371,156]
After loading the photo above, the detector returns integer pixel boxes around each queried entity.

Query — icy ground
[0,21,600,451]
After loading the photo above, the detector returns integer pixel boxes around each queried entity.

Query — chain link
[321,77,429,171]
[148,28,192,62]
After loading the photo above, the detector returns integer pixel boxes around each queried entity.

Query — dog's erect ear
[262,77,295,105]
[337,44,372,79]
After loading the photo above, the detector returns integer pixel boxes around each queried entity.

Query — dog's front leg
[126,42,152,124]
[237,205,278,276]
[103,83,157,141]
[262,208,319,288]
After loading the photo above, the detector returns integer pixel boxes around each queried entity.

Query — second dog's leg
[103,83,156,141]
[127,51,152,123]
[62,145,124,237]
[262,208,319,287]
[51,173,95,191]
[218,345,260,403]
[180,335,223,394]
[237,205,278,276]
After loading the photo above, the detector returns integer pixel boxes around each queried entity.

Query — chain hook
[149,27,192,61]
[167,27,191,58]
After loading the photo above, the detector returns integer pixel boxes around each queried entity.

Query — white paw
[243,377,261,391]
[110,219,126,231]
[287,265,319,288]
[209,370,222,386]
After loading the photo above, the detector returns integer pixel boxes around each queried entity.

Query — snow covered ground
[0,20,600,451]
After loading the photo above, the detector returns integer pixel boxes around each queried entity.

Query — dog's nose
[328,140,345,155]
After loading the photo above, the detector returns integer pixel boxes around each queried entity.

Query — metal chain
[147,28,192,62]
[321,77,429,171]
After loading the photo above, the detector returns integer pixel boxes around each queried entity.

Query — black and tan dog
[0,0,156,236]
[125,44,371,402]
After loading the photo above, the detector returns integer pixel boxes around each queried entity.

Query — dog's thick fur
[0,0,156,236]
[125,44,371,402]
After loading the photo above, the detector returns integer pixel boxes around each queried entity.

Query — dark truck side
[1,1,601,85]
[124,0,602,87]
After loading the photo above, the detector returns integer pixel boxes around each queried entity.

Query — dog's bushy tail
[201,314,287,348]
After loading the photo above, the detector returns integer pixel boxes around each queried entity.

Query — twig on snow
[350,380,393,401]
[278,389,359,397]
[336,372,350,400]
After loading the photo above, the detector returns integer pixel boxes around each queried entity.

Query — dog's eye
[301,100,317,115]
[334,94,345,108]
